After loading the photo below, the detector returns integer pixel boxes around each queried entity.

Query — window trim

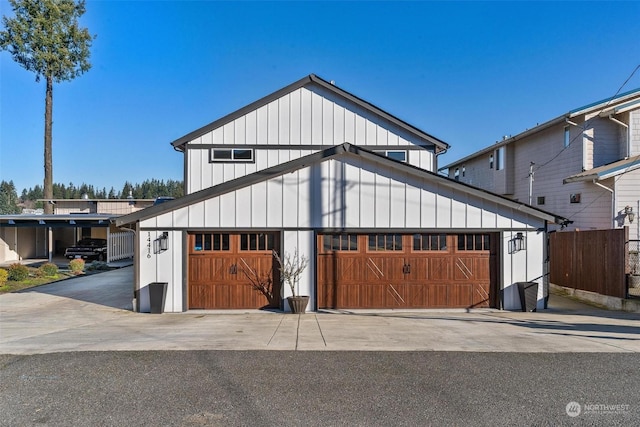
[374,150,407,162]
[210,148,255,163]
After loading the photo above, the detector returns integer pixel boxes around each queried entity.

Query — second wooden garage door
[188,232,279,309]
[317,233,496,309]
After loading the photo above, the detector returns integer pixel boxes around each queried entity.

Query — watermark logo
[566,401,630,417]
[566,401,581,417]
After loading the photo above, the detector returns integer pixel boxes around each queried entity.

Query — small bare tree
[273,249,308,297]
[238,258,278,307]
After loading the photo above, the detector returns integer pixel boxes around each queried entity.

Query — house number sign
[146,232,151,258]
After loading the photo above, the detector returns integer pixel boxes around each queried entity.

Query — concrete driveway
[1,266,639,354]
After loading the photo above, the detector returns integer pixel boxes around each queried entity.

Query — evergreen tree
[0,180,21,214]
[0,0,94,214]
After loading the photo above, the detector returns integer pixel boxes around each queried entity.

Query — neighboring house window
[496,147,505,170]
[570,193,581,204]
[457,234,490,251]
[374,150,407,162]
[211,148,254,162]
[240,233,275,251]
[193,233,230,251]
[322,234,358,252]
[489,154,494,169]
[368,234,403,251]
[564,126,570,148]
[413,234,447,251]
[537,196,545,205]
[462,166,466,177]
[454,168,460,181]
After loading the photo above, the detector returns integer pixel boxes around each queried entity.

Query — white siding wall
[186,84,436,193]
[631,109,640,156]
[282,230,315,312]
[587,112,623,168]
[145,158,544,231]
[137,229,183,313]
[501,230,546,310]
[615,169,640,239]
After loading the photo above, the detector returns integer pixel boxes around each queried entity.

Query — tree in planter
[273,249,309,314]
[0,0,94,214]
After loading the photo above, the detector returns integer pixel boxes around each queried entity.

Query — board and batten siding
[185,85,436,193]
[143,157,543,231]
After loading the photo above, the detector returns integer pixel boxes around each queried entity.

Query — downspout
[593,179,615,229]
[607,115,630,158]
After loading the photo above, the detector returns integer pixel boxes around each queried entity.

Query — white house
[116,74,567,313]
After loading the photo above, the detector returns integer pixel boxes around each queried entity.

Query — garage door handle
[402,264,411,274]
[229,264,237,274]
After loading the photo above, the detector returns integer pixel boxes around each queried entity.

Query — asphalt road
[1,351,637,426]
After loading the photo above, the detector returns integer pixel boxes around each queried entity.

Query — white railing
[108,231,135,262]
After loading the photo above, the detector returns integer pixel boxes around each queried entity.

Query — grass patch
[0,272,75,293]
[0,263,112,294]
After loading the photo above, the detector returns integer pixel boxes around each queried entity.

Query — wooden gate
[550,228,628,298]
[188,232,279,309]
[317,233,495,309]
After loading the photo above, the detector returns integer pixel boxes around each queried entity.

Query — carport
[0,214,116,263]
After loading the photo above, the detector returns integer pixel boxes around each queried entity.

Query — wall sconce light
[153,232,169,254]
[509,232,526,253]
[625,206,635,223]
[160,232,169,251]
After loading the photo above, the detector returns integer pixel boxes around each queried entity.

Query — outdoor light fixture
[625,206,635,223]
[160,232,169,251]
[509,232,526,253]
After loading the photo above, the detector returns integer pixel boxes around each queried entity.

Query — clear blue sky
[1,0,639,195]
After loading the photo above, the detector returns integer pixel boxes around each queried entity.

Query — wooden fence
[549,228,628,298]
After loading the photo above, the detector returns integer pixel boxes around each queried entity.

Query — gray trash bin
[149,282,168,314]
[516,281,538,312]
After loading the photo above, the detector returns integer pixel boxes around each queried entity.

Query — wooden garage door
[188,232,279,309]
[317,233,496,309]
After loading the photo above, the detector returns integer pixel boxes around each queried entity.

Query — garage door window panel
[368,234,403,251]
[457,234,490,252]
[241,233,275,251]
[193,233,230,252]
[413,234,447,251]
[322,234,358,252]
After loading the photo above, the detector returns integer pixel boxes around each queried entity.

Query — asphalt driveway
[1,266,639,355]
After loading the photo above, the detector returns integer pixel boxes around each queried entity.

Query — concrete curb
[550,283,640,313]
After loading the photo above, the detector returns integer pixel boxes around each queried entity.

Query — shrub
[86,261,109,271]
[38,262,59,277]
[0,268,8,285]
[69,259,85,275]
[7,263,29,281]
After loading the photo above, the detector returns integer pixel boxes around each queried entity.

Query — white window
[454,168,460,181]
[375,150,407,162]
[210,148,254,162]
[496,147,505,170]
[564,126,570,148]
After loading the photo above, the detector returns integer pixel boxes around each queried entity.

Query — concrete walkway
[1,267,639,355]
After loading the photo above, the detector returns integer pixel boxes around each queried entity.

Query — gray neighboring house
[439,88,640,238]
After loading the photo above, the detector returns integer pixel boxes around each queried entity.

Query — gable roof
[116,143,569,227]
[440,87,640,171]
[170,74,449,153]
[563,155,640,183]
